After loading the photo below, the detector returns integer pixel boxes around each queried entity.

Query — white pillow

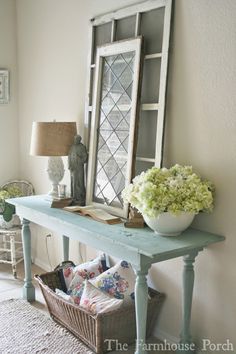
[80,280,123,314]
[55,288,74,303]
[67,256,104,294]
[90,260,136,304]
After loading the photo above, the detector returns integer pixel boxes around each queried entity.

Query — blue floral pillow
[90,260,135,304]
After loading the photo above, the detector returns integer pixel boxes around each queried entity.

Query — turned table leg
[62,235,69,261]
[22,218,35,302]
[134,266,150,354]
[177,250,199,354]
[10,235,17,278]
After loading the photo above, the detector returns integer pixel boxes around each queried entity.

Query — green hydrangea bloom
[122,164,214,218]
[0,186,23,221]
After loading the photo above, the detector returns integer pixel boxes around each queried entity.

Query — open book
[63,205,122,225]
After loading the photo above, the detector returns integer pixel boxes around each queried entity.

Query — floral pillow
[61,265,74,291]
[90,260,136,304]
[67,256,104,295]
[70,282,85,305]
[80,280,123,314]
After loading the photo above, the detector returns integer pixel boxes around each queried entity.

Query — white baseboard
[153,327,179,344]
[33,257,51,272]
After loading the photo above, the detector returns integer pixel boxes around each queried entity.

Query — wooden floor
[0,261,47,312]
[0,261,174,353]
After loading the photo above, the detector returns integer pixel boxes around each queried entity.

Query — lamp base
[48,184,60,198]
[47,156,65,198]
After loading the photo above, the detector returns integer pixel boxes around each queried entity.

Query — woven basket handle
[54,260,75,271]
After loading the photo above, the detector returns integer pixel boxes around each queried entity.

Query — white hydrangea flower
[122,164,214,217]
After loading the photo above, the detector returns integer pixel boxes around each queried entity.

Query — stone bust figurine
[68,135,88,206]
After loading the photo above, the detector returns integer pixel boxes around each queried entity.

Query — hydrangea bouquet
[0,186,23,222]
[122,164,214,218]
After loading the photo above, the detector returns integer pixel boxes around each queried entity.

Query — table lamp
[30,121,77,197]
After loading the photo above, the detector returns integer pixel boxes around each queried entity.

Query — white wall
[0,0,19,184]
[15,0,236,351]
[15,0,140,269]
[155,0,236,349]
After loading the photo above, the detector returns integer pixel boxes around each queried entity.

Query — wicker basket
[35,270,165,354]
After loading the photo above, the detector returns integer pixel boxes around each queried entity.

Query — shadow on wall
[148,260,182,338]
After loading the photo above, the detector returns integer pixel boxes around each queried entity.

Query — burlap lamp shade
[30,121,77,197]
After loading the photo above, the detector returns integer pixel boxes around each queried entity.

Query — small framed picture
[0,70,10,104]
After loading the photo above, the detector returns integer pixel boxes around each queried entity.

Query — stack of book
[124,207,144,228]
[50,197,73,209]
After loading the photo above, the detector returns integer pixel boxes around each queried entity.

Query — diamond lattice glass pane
[126,84,132,99]
[96,168,110,191]
[116,93,131,115]
[111,171,125,195]
[93,51,135,208]
[107,110,123,130]
[98,135,106,150]
[106,132,122,155]
[123,110,131,126]
[111,54,127,77]
[122,136,129,151]
[103,158,120,180]
[122,52,135,64]
[102,88,108,100]
[103,60,110,74]
[100,111,106,124]
[103,69,117,93]
[99,129,113,144]
[105,56,116,66]
[97,142,111,165]
[119,66,133,90]
[101,184,117,204]
[129,56,135,69]
[94,182,102,199]
[109,80,123,103]
[96,161,102,175]
[100,118,113,131]
[116,117,129,131]
[114,146,128,169]
[101,93,116,115]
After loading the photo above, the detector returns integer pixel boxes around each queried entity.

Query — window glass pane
[93,51,135,208]
[116,16,136,41]
[140,7,165,54]
[141,58,161,103]
[93,23,112,62]
[135,160,154,176]
[136,111,157,159]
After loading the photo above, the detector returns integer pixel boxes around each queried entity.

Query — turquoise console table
[9,195,225,354]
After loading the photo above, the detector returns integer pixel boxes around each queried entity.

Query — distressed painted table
[9,195,224,354]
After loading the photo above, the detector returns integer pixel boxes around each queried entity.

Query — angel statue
[68,135,88,206]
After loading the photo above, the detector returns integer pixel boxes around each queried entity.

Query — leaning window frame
[86,37,143,218]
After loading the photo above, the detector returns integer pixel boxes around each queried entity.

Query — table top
[9,195,225,265]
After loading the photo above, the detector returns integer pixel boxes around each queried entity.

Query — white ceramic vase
[143,212,195,236]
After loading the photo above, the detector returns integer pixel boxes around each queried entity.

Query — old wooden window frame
[84,0,172,216]
[86,38,143,218]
